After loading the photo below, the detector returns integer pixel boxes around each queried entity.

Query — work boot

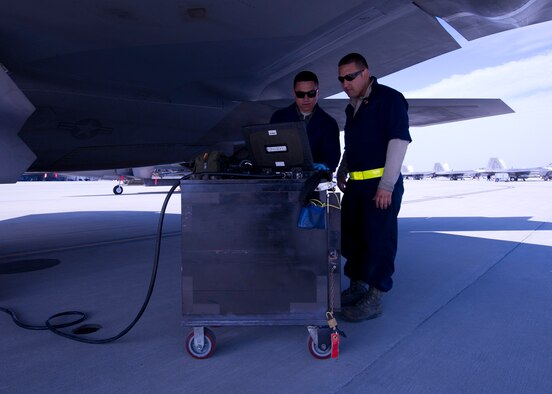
[341,280,368,307]
[341,287,383,322]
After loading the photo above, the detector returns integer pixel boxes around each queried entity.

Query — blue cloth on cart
[297,202,326,229]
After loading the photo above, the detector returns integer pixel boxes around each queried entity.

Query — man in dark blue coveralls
[336,53,411,321]
[270,71,341,172]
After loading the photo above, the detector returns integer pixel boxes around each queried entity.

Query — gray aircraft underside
[1,0,552,182]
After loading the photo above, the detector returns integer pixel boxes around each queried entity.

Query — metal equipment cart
[180,178,341,359]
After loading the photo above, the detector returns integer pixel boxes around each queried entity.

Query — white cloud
[464,21,552,59]
[355,21,552,170]
[405,51,552,100]
[404,59,552,171]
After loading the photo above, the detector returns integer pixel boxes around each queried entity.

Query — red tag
[331,332,340,359]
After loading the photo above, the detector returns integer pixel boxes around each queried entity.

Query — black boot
[340,280,368,307]
[341,287,383,322]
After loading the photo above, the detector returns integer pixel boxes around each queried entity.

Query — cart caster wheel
[113,185,123,195]
[186,328,216,359]
[308,336,331,359]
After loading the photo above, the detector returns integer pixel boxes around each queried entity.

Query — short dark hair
[338,53,369,69]
[293,70,319,87]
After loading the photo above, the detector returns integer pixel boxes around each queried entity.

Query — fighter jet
[478,158,552,181]
[2,0,552,183]
[401,165,434,180]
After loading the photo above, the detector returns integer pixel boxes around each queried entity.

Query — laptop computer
[242,122,313,174]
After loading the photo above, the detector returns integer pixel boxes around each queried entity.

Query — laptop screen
[242,122,313,173]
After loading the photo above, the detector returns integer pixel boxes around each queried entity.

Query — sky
[355,19,552,171]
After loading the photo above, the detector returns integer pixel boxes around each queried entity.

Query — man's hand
[373,188,392,209]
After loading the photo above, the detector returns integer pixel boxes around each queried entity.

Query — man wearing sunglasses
[336,53,411,322]
[270,70,341,172]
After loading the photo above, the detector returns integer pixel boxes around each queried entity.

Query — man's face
[294,81,318,113]
[338,63,369,99]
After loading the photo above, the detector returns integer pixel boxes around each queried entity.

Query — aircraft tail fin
[487,157,507,171]
[433,162,450,172]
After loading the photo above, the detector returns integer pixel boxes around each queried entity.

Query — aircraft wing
[218,97,514,135]
[403,98,515,127]
[1,0,551,181]
[317,98,514,129]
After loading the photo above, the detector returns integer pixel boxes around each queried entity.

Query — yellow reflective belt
[349,167,384,180]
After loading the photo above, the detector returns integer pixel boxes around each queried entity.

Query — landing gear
[113,185,123,195]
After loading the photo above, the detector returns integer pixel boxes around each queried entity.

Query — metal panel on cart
[180,179,339,326]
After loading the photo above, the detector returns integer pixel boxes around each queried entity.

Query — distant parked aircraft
[540,164,552,181]
[401,165,434,180]
[432,163,476,180]
[60,164,191,194]
[477,158,550,181]
[403,158,552,182]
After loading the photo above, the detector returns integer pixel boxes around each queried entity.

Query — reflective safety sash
[349,167,384,180]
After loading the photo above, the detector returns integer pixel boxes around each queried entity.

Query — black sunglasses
[338,69,364,83]
[295,89,318,99]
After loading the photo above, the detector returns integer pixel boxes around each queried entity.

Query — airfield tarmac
[1,179,551,393]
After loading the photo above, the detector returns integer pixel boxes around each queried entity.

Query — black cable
[1,177,185,343]
[1,170,285,343]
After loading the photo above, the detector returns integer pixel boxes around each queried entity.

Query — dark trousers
[341,177,404,292]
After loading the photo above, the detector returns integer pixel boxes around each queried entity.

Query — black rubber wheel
[307,336,331,359]
[186,328,216,359]
[113,185,123,195]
